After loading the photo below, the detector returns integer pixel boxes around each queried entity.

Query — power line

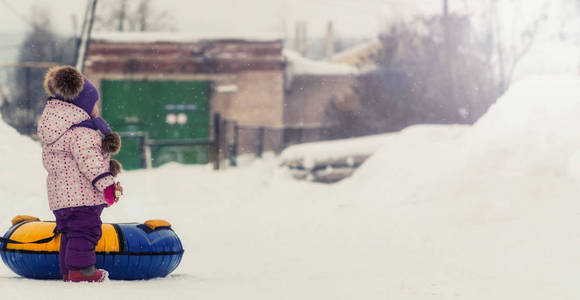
[0,62,58,68]
[309,0,386,16]
[0,45,20,50]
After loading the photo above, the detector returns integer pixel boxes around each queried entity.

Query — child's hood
[37,100,91,145]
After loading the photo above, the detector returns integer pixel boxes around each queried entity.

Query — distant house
[84,32,380,168]
[85,32,285,168]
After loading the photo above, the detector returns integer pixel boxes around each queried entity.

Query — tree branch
[505,16,544,86]
[0,73,8,106]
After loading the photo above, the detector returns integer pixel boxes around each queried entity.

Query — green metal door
[101,80,210,169]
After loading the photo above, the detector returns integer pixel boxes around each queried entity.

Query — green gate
[101,80,210,169]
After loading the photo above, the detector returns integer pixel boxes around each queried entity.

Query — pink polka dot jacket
[37,100,114,211]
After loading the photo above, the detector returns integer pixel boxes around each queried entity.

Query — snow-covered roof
[280,133,391,170]
[91,32,283,43]
[283,49,359,76]
[331,38,381,62]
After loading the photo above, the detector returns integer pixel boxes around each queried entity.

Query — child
[37,66,124,282]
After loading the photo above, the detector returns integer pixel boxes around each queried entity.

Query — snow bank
[280,133,395,183]
[0,119,49,221]
[348,76,580,220]
[280,133,390,169]
[335,76,580,298]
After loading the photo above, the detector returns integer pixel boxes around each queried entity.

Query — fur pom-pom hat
[102,132,122,154]
[44,66,100,116]
[109,159,123,177]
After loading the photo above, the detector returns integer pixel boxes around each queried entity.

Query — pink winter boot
[68,266,108,282]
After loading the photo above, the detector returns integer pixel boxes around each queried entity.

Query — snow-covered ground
[3,75,580,299]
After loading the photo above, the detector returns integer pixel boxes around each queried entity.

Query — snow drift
[349,75,580,213]
[335,76,580,298]
[0,120,49,221]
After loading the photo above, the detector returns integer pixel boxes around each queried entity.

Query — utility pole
[295,21,308,57]
[73,1,89,65]
[76,0,98,72]
[25,66,31,133]
[118,0,126,32]
[325,21,335,60]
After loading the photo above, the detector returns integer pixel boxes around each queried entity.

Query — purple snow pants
[53,204,106,275]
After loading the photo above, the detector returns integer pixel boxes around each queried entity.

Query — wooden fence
[125,113,338,170]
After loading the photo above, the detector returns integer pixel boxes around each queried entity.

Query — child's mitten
[110,159,122,177]
[104,184,116,206]
[102,132,121,154]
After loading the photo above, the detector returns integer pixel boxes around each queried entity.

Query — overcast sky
[0,1,578,87]
[0,0,444,38]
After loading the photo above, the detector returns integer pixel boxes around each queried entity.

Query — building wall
[284,75,358,127]
[85,40,284,124]
[222,71,285,155]
[224,71,284,127]
[84,71,285,156]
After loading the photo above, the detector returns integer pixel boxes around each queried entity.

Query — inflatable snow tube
[0,216,184,280]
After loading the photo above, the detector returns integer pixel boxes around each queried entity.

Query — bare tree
[93,0,175,32]
[0,76,7,106]
[467,0,548,95]
[325,13,496,138]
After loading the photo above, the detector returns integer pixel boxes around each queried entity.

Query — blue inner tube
[0,220,184,280]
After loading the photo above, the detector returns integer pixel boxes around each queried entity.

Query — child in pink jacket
[37,66,123,282]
